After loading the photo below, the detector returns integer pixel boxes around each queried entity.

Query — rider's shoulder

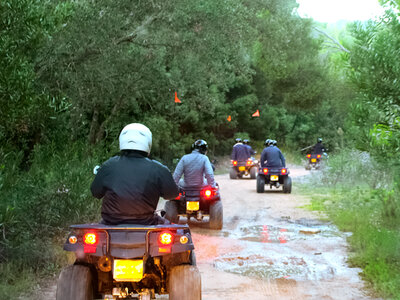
[149,158,171,171]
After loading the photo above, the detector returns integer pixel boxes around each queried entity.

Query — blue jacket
[231,143,250,162]
[173,150,216,187]
[245,144,255,156]
[260,146,286,168]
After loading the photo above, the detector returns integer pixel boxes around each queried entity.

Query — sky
[296,0,385,23]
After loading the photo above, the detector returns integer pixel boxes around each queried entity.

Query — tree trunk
[89,107,99,144]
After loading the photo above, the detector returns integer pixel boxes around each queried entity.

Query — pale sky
[296,0,385,23]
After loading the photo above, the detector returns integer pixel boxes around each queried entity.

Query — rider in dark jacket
[312,138,326,155]
[243,139,255,156]
[260,139,286,168]
[91,123,179,225]
[231,138,251,162]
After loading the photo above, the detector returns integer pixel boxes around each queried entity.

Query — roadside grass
[298,149,400,299]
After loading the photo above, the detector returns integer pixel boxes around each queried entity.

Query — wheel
[256,175,265,193]
[56,265,94,300]
[168,265,201,300]
[305,164,311,170]
[165,200,179,223]
[283,176,292,194]
[250,167,257,179]
[229,168,237,179]
[190,250,197,266]
[209,201,223,230]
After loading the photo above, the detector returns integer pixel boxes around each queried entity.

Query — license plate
[113,259,143,282]
[311,158,317,163]
[186,201,199,211]
[270,175,279,181]
[238,166,246,171]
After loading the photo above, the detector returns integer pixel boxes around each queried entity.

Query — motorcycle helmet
[235,138,242,143]
[317,138,323,143]
[264,139,271,146]
[119,123,152,154]
[193,139,208,154]
[272,140,277,146]
[243,139,249,145]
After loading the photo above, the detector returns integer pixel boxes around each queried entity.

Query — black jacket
[91,151,179,224]
[313,142,326,154]
[231,143,250,161]
[260,146,286,168]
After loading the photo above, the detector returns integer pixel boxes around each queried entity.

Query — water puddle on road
[210,218,349,281]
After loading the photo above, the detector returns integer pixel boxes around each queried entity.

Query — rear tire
[229,168,237,179]
[168,265,201,300]
[165,201,179,223]
[56,265,94,300]
[256,175,265,193]
[305,164,311,170]
[250,167,257,179]
[283,176,292,194]
[209,201,223,230]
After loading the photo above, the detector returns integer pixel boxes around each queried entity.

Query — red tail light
[281,168,287,175]
[83,232,98,253]
[307,154,311,158]
[263,168,268,174]
[246,160,252,166]
[84,233,97,245]
[204,189,212,197]
[317,154,321,158]
[201,187,215,198]
[175,193,182,200]
[158,231,173,246]
[233,161,238,166]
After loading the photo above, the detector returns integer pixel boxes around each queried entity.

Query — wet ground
[31,166,380,299]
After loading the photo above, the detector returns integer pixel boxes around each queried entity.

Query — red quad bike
[256,167,292,194]
[56,223,201,300]
[164,186,223,230]
[305,154,322,170]
[229,158,258,179]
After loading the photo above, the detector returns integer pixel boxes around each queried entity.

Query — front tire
[165,200,179,223]
[168,265,201,300]
[283,176,292,194]
[209,201,223,230]
[56,265,94,300]
[256,175,265,193]
[229,168,237,179]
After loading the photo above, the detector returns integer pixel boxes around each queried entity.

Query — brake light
[263,168,268,174]
[204,189,212,197]
[158,231,173,246]
[175,193,182,200]
[281,168,287,175]
[246,160,252,166]
[233,161,238,166]
[84,233,97,245]
[317,154,321,158]
[307,154,311,158]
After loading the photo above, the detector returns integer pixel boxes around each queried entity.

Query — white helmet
[119,123,152,154]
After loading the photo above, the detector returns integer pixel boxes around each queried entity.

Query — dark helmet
[317,138,323,143]
[243,139,250,145]
[235,138,242,143]
[272,140,277,146]
[193,139,208,154]
[265,139,271,146]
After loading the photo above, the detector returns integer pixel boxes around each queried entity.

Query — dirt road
[32,166,379,299]
[189,166,379,300]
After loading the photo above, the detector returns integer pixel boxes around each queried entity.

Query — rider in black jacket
[91,123,179,225]
[312,138,326,155]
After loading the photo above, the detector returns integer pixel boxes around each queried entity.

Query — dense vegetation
[0,0,399,298]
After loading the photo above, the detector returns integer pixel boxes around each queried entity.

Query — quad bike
[256,167,292,194]
[164,185,223,230]
[229,158,258,179]
[56,222,201,300]
[305,153,328,170]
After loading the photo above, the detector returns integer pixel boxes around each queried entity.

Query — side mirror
[93,165,100,175]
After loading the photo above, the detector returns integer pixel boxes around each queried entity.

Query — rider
[91,123,179,225]
[243,139,255,156]
[260,139,286,168]
[231,138,251,163]
[312,138,326,155]
[173,139,216,188]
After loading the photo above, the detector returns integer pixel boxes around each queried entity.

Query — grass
[298,150,400,299]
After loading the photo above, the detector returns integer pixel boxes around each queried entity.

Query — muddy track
[30,166,380,300]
